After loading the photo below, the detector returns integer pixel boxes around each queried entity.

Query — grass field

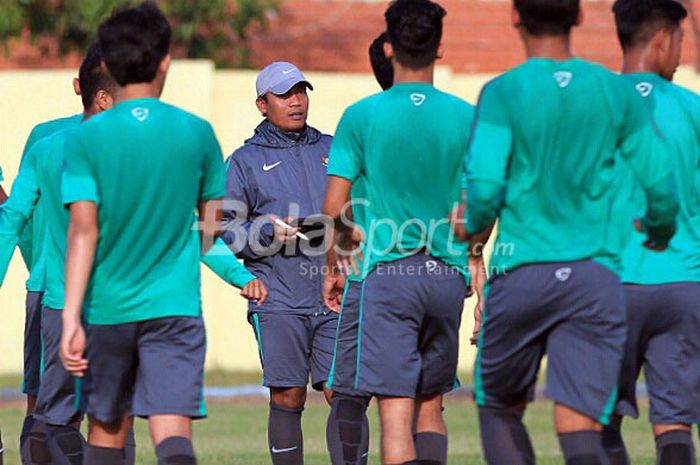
[0,391,694,464]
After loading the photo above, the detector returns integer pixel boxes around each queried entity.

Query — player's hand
[241,279,268,307]
[60,316,88,377]
[323,272,346,313]
[270,215,300,244]
[335,227,362,277]
[634,218,670,251]
[470,301,483,346]
[469,255,487,346]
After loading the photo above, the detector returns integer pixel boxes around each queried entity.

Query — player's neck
[621,49,661,77]
[392,62,435,86]
[115,83,162,104]
[522,34,573,61]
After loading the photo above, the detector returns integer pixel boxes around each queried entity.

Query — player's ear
[73,78,81,97]
[383,41,394,60]
[650,26,671,57]
[511,5,521,29]
[159,54,171,75]
[95,90,114,112]
[436,43,445,61]
[575,6,584,27]
[256,96,268,117]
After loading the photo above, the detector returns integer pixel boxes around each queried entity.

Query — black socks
[479,406,535,465]
[558,430,609,465]
[269,402,304,465]
[84,445,124,465]
[655,430,695,465]
[155,436,196,465]
[414,432,447,465]
[327,393,370,465]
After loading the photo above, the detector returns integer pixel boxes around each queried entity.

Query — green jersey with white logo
[328,83,474,282]
[62,98,226,325]
[614,73,700,284]
[466,58,678,275]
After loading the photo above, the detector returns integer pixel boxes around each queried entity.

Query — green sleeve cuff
[201,238,257,289]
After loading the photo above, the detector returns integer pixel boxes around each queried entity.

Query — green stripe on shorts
[327,281,351,389]
[473,281,491,406]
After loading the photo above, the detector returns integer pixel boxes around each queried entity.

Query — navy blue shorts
[250,310,338,391]
[34,307,84,425]
[329,254,469,398]
[84,316,207,424]
[616,283,700,424]
[23,291,43,396]
[475,261,626,424]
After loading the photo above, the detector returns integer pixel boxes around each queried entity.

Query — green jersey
[328,83,474,282]
[62,98,226,325]
[0,127,253,308]
[466,58,678,275]
[19,114,82,291]
[614,73,700,284]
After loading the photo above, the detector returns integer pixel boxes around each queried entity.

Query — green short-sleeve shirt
[614,73,700,284]
[20,114,82,291]
[62,98,226,325]
[328,83,474,282]
[466,58,678,275]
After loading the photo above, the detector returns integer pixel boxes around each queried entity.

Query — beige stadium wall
[1,60,699,376]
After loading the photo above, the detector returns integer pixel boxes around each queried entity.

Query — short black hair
[513,0,580,36]
[98,1,171,86]
[385,0,446,70]
[79,43,116,110]
[369,32,393,90]
[613,0,687,51]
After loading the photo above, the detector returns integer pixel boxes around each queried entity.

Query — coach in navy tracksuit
[222,62,336,465]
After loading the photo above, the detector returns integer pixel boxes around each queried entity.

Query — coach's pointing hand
[60,316,88,377]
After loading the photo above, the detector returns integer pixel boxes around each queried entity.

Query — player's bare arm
[322,175,356,311]
[468,224,493,345]
[60,200,98,378]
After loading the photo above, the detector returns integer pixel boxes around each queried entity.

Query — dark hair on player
[613,0,687,51]
[98,1,172,86]
[385,0,446,70]
[79,42,116,110]
[513,0,580,36]
[369,32,394,90]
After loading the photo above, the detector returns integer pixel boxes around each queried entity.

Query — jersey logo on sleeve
[410,93,426,106]
[553,71,573,89]
[635,82,654,98]
[131,107,150,122]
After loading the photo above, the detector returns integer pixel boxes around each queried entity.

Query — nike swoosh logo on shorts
[271,446,298,453]
[263,161,282,172]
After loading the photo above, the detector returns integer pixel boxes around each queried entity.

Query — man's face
[660,25,684,81]
[257,83,309,132]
